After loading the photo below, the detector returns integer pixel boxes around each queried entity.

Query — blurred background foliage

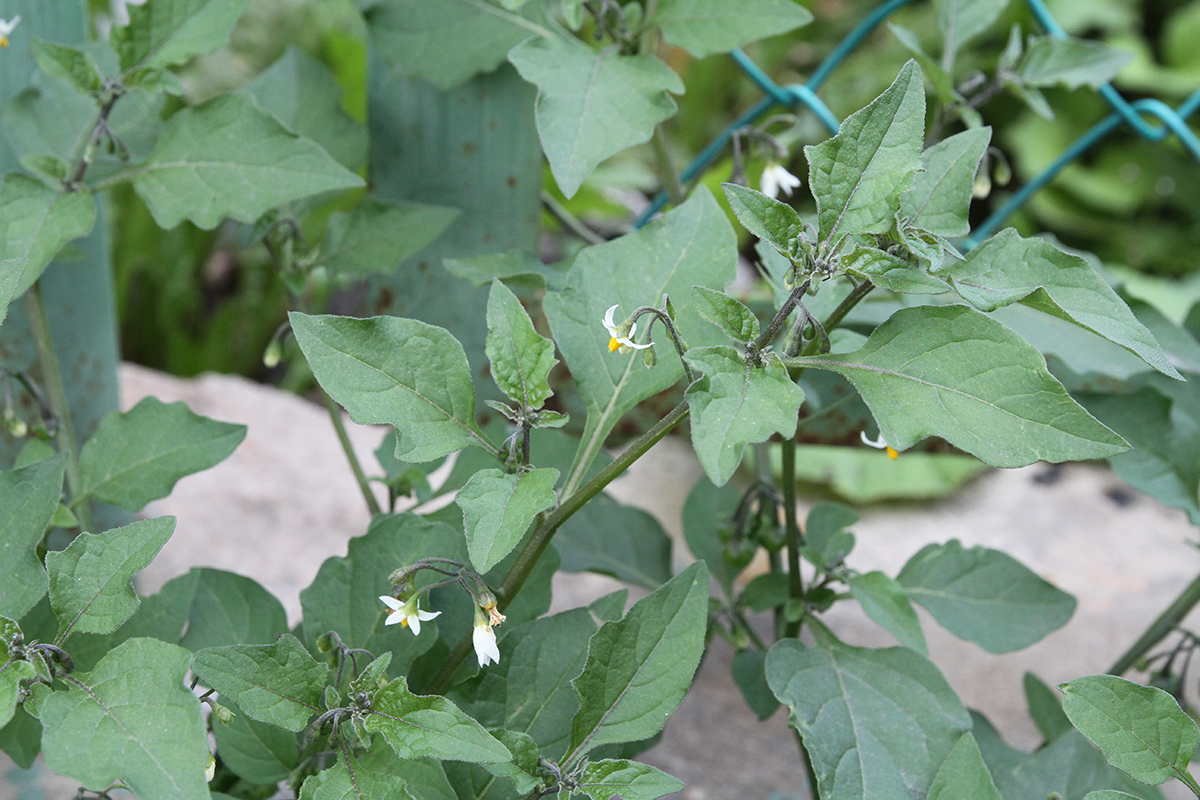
[79,0,1200,380]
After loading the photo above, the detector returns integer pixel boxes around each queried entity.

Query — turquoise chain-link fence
[634,0,1200,249]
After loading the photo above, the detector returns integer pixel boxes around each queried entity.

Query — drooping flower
[379,595,440,636]
[0,16,21,48]
[602,304,652,353]
[860,430,899,460]
[473,621,500,667]
[761,161,801,199]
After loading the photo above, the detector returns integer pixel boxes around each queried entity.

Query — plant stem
[319,388,381,517]
[652,125,686,208]
[1109,572,1200,676]
[24,283,93,534]
[541,191,605,245]
[70,83,122,187]
[422,399,691,694]
[781,436,805,639]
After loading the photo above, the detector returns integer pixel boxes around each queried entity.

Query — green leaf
[458,467,559,573]
[900,127,991,237]
[555,490,672,590]
[1025,671,1073,744]
[1016,37,1134,89]
[47,517,175,640]
[130,92,363,230]
[544,187,736,485]
[977,716,1165,800]
[169,568,289,652]
[655,0,813,58]
[191,634,326,732]
[567,561,709,759]
[807,61,924,240]
[364,675,511,763]
[212,711,299,785]
[842,245,952,295]
[453,600,618,760]
[320,198,460,278]
[1079,384,1200,525]
[31,39,102,94]
[300,514,465,675]
[479,729,542,794]
[685,346,804,486]
[1084,792,1143,800]
[577,759,684,800]
[801,502,857,571]
[0,456,65,620]
[681,478,743,596]
[691,286,760,343]
[0,258,25,325]
[1060,675,1200,791]
[0,615,34,729]
[66,567,287,676]
[113,0,252,71]
[365,0,548,90]
[444,250,561,291]
[509,37,684,199]
[766,636,972,800]
[78,396,246,512]
[848,571,928,654]
[731,648,779,720]
[896,540,1075,653]
[794,304,1129,467]
[945,230,1181,379]
[935,0,1009,62]
[26,637,211,799]
[245,46,367,171]
[0,173,96,294]
[927,734,1003,800]
[299,741,404,800]
[485,279,557,408]
[290,312,493,463]
[721,182,804,255]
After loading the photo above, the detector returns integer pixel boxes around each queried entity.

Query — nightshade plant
[4,1,1200,799]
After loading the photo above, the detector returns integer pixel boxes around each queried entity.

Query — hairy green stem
[422,400,691,694]
[24,283,93,533]
[1109,572,1200,676]
[319,389,381,517]
[781,437,804,639]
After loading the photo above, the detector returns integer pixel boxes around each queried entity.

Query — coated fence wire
[633,0,1200,252]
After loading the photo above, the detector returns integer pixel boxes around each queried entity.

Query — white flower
[602,304,652,352]
[205,753,216,782]
[860,430,898,460]
[379,595,440,635]
[0,16,21,48]
[473,621,500,667]
[761,162,801,199]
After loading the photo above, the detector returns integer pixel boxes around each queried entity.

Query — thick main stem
[781,436,804,639]
[1109,572,1200,676]
[25,283,93,533]
[421,400,691,694]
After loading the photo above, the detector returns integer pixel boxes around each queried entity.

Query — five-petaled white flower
[473,621,501,667]
[379,595,440,635]
[761,162,801,199]
[0,16,21,48]
[602,304,651,352]
[860,430,899,460]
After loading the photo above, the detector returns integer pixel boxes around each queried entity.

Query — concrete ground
[3,363,1199,800]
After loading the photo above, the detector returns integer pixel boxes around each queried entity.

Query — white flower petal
[473,624,500,667]
[379,595,403,610]
[603,304,619,331]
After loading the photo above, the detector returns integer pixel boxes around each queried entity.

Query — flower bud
[642,346,657,368]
